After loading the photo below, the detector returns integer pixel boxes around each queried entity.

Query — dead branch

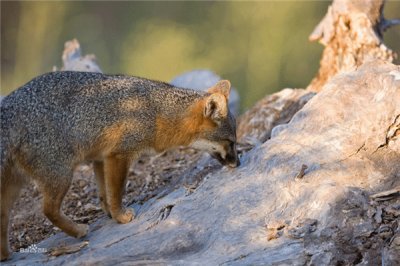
[307,0,398,92]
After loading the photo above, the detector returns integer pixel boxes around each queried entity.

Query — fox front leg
[103,155,135,223]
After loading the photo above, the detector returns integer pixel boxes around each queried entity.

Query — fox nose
[227,157,240,168]
[236,159,241,167]
[226,145,240,168]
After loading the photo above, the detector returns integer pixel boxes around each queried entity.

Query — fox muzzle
[212,150,240,168]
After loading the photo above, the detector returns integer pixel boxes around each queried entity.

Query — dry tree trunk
[307,0,399,92]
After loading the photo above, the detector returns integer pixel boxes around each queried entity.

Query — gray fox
[0,71,239,261]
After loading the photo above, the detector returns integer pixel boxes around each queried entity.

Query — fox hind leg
[104,155,134,224]
[41,175,88,239]
[93,161,111,217]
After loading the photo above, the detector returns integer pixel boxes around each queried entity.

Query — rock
[5,60,399,265]
[171,70,240,116]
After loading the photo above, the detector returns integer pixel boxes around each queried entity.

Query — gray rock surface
[171,70,240,116]
[6,60,400,265]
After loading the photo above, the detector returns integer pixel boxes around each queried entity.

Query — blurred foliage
[1,1,399,112]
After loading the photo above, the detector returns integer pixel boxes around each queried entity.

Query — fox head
[190,80,240,168]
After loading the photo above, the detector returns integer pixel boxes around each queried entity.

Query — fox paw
[0,252,11,261]
[114,208,135,224]
[75,223,89,238]
[0,250,10,261]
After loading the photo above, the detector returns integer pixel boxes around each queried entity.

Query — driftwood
[307,0,399,92]
[237,88,314,146]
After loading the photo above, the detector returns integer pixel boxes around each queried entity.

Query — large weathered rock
[6,60,399,265]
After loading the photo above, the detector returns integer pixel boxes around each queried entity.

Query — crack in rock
[146,204,174,231]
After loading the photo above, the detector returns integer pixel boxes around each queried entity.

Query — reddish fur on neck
[154,98,216,152]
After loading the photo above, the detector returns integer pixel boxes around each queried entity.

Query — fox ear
[207,80,231,100]
[204,93,228,121]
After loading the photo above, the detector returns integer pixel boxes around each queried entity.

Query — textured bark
[307,0,399,92]
[237,88,315,146]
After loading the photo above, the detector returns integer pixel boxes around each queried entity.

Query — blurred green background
[1,1,399,112]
